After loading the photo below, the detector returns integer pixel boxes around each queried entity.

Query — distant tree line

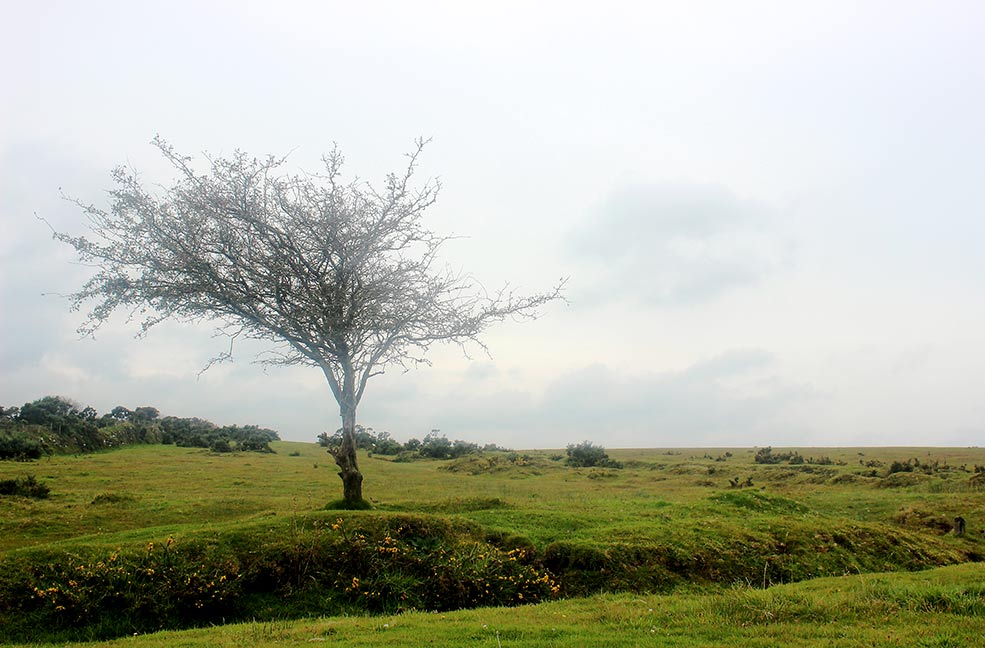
[316,426,510,460]
[0,396,279,460]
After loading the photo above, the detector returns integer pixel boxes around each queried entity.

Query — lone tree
[51,137,563,505]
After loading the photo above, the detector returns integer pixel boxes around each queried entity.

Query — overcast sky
[3,1,984,448]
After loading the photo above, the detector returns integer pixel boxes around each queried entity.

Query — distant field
[1,443,983,645]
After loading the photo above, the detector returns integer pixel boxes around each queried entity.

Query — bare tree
[51,137,563,505]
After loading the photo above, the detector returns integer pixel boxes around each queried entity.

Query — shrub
[210,438,233,453]
[888,460,915,475]
[372,437,403,455]
[235,434,275,453]
[0,475,50,499]
[419,432,453,459]
[0,536,240,642]
[0,431,43,460]
[566,441,621,468]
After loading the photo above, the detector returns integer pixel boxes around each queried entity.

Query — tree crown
[55,138,563,408]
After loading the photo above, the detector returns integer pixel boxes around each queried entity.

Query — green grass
[1,443,984,644]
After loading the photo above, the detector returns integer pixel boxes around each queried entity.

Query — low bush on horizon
[565,440,623,468]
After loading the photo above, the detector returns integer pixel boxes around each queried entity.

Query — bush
[372,437,403,455]
[754,446,804,465]
[566,441,621,468]
[0,475,50,499]
[420,432,453,459]
[0,430,44,460]
[0,536,240,642]
[210,438,233,453]
[888,459,915,475]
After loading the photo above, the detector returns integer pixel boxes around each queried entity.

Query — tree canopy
[54,137,563,502]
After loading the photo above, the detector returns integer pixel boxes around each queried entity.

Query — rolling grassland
[1,443,983,645]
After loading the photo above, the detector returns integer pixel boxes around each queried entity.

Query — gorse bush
[326,516,558,612]
[0,475,50,499]
[2,536,239,641]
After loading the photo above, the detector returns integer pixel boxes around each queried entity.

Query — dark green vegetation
[24,564,984,648]
[565,440,622,468]
[1,443,983,644]
[0,395,279,457]
[318,425,509,459]
[0,475,50,499]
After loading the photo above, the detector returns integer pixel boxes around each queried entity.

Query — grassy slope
[1,443,984,645]
[7,564,984,647]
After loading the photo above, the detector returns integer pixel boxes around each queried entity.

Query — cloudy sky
[3,1,984,448]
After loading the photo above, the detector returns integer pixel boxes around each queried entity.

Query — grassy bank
[5,563,984,647]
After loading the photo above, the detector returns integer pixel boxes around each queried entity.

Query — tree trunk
[333,403,364,502]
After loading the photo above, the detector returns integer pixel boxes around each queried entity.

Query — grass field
[1,442,983,645]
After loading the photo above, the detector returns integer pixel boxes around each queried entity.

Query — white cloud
[568,182,792,306]
[375,349,810,448]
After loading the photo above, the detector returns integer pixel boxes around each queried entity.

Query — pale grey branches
[54,136,563,501]
[54,136,563,426]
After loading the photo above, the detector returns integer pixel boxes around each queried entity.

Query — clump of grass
[710,491,810,514]
[417,497,511,513]
[893,506,954,534]
[90,492,135,505]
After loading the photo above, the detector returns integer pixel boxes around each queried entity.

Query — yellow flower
[351,577,360,589]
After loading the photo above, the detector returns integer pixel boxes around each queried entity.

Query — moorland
[1,440,984,646]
